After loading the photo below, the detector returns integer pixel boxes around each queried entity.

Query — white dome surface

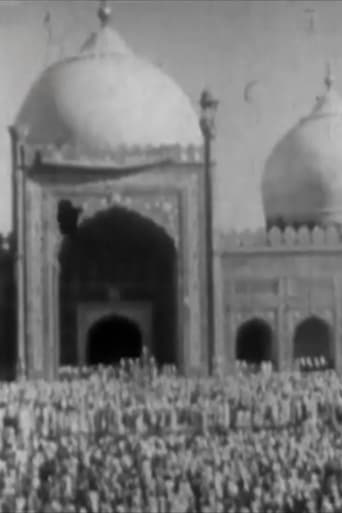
[262,76,342,228]
[15,21,202,158]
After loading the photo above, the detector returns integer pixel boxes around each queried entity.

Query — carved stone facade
[218,227,342,373]
[13,137,342,378]
[14,143,209,380]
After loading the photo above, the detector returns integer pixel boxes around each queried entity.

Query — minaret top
[324,60,334,91]
[98,0,112,27]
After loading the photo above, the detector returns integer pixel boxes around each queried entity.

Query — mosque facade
[3,3,342,380]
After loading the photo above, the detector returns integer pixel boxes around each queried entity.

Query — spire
[305,59,342,120]
[324,60,334,91]
[80,0,132,57]
[98,0,112,27]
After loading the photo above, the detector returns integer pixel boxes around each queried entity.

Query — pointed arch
[293,316,333,369]
[86,314,143,365]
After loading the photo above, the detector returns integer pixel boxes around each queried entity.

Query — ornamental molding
[218,225,342,253]
[16,140,204,169]
[42,169,201,257]
[77,192,180,249]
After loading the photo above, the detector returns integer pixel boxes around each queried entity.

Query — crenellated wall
[217,225,342,252]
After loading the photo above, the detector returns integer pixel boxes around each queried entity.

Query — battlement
[217,225,342,253]
[15,140,205,169]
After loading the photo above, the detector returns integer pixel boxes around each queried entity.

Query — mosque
[1,1,342,380]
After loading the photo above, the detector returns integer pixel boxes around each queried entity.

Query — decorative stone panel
[79,191,180,248]
[25,181,44,376]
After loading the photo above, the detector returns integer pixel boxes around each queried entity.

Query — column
[225,282,236,375]
[334,275,341,374]
[46,255,59,381]
[25,183,44,380]
[213,244,225,373]
[277,277,286,371]
[53,260,60,379]
[45,207,61,381]
[16,164,26,379]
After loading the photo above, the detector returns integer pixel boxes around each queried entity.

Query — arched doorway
[293,316,333,370]
[59,205,177,368]
[87,315,142,365]
[236,318,273,365]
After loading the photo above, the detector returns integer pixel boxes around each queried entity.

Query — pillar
[277,276,286,371]
[334,275,342,374]
[44,204,62,381]
[213,244,225,373]
[15,151,26,379]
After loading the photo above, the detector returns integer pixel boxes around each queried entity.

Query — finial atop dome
[324,60,334,91]
[98,0,112,27]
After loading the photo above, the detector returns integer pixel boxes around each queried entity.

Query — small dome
[14,6,201,159]
[262,67,342,229]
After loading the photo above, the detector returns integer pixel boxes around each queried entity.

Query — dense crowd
[0,354,341,512]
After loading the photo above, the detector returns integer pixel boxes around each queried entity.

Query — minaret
[98,0,112,27]
[324,60,334,91]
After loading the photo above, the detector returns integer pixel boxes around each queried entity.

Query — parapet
[13,138,205,170]
[217,225,342,253]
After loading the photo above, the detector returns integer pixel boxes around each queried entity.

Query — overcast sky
[0,0,342,233]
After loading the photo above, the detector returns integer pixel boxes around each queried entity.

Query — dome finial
[324,60,334,91]
[98,0,111,27]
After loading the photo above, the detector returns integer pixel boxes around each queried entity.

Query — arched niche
[293,315,334,370]
[86,314,143,366]
[235,317,274,366]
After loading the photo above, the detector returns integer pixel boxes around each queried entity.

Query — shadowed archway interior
[59,204,177,368]
[236,318,273,364]
[294,316,333,368]
[87,315,142,365]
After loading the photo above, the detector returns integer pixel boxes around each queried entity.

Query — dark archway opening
[236,318,273,366]
[59,205,177,368]
[294,316,333,371]
[87,315,142,365]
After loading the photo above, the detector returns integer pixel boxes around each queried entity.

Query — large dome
[262,70,342,229]
[14,5,201,158]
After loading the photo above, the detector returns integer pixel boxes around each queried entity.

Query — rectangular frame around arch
[22,161,209,379]
[77,301,153,366]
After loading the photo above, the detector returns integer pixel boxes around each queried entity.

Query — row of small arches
[82,313,334,374]
[235,316,334,370]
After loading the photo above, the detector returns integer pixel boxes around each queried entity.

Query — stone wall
[217,226,342,373]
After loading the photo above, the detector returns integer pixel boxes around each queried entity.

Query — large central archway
[59,205,177,368]
[236,318,273,365]
[293,316,333,369]
[87,315,142,365]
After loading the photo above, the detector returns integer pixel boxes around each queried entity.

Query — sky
[1,0,342,234]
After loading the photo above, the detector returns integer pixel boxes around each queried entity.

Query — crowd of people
[0,354,341,512]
